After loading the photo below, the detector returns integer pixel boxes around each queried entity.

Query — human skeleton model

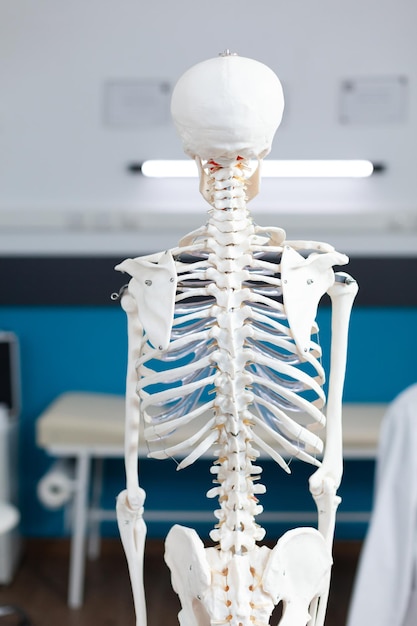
[115,53,358,626]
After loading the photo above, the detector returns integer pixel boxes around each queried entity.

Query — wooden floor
[0,538,362,625]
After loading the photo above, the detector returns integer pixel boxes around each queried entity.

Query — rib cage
[129,159,325,553]
[134,158,328,553]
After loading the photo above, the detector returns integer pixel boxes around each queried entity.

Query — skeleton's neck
[203,159,265,556]
[203,158,256,262]
[205,157,252,226]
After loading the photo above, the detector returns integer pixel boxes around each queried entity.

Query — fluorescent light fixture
[140,159,375,179]
[261,159,374,178]
[141,160,198,178]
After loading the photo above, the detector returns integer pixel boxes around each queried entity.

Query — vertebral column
[204,159,266,555]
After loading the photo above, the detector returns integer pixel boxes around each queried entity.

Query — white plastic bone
[165,524,332,626]
[117,490,147,626]
[263,528,333,625]
[171,53,284,162]
[116,250,177,351]
[281,246,349,355]
[310,274,358,560]
[115,53,357,626]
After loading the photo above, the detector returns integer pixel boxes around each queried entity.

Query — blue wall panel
[0,306,127,536]
[1,305,416,538]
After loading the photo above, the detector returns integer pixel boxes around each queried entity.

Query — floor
[0,538,362,625]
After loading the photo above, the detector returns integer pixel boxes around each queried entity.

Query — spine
[204,159,266,555]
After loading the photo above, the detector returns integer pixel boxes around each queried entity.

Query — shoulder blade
[281,246,348,354]
[116,250,177,350]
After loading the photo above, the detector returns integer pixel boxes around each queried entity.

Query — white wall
[1,0,417,253]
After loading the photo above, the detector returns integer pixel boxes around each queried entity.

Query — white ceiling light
[140,159,375,179]
[261,159,374,178]
[141,160,198,178]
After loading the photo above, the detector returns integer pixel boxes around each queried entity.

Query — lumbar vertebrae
[115,51,357,626]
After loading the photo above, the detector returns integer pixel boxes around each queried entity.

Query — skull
[171,52,284,164]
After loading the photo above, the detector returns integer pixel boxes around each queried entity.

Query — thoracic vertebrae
[137,157,331,554]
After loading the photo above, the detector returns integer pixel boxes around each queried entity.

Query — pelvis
[165,525,332,626]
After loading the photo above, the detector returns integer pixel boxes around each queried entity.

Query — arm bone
[309,273,358,543]
[307,273,358,626]
[116,288,147,626]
